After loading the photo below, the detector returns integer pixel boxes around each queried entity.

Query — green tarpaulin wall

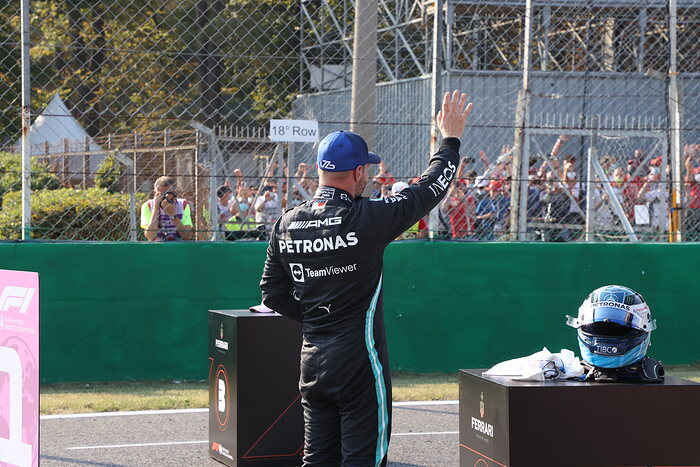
[0,242,697,383]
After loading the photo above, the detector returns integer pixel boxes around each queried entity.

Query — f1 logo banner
[0,270,39,467]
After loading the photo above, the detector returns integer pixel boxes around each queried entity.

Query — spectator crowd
[140,140,700,243]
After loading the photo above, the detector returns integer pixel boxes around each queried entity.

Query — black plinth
[209,310,303,466]
[459,369,700,467]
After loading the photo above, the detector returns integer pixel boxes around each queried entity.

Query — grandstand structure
[296,0,698,155]
[300,0,698,83]
[295,0,699,241]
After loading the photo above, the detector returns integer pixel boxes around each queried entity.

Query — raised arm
[436,90,473,139]
[550,134,569,158]
[684,144,697,184]
[370,90,474,243]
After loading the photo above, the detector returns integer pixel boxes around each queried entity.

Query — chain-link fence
[1,0,698,242]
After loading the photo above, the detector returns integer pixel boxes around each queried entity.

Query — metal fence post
[83,135,89,189]
[428,0,444,239]
[208,131,220,241]
[286,142,295,206]
[132,132,138,195]
[20,0,31,240]
[585,115,599,242]
[510,0,533,241]
[194,131,201,241]
[350,0,377,147]
[668,0,682,242]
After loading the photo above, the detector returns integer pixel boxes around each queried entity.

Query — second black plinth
[459,368,700,467]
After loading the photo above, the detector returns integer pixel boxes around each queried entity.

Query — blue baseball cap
[317,130,381,172]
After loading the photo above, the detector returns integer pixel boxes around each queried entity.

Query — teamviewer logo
[290,263,304,282]
[0,286,36,314]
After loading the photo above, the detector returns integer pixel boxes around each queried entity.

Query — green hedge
[94,154,122,193]
[0,188,146,240]
[0,151,61,208]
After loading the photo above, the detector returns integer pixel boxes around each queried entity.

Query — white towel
[483,347,584,382]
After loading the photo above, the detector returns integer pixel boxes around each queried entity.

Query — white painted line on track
[65,431,459,451]
[41,408,208,420]
[66,440,208,450]
[43,401,458,420]
[394,400,458,406]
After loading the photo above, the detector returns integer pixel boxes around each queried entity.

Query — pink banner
[0,270,39,467]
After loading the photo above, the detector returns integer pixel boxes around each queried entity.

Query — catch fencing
[1,0,698,241]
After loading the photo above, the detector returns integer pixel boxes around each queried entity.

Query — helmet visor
[575,302,656,332]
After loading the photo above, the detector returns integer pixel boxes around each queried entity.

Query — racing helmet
[566,285,656,369]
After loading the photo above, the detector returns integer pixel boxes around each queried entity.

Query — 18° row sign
[269,119,319,143]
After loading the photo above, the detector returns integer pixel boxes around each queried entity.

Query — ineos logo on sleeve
[0,286,36,314]
[290,263,305,282]
[428,160,457,197]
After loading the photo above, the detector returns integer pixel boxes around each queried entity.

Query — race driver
[260,90,474,466]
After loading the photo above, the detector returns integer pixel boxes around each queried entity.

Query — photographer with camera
[140,176,194,241]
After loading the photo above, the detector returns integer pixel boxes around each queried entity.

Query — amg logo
[471,417,494,438]
[289,217,342,230]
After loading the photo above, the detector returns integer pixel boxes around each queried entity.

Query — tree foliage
[0,7,22,146]
[0,0,302,145]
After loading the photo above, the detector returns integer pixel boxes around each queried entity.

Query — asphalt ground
[40,401,459,467]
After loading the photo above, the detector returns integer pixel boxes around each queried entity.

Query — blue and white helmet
[566,285,656,369]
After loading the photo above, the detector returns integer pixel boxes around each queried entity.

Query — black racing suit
[260,137,461,466]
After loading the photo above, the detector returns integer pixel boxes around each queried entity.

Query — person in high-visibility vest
[224,195,265,241]
[140,176,193,241]
[390,181,428,240]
